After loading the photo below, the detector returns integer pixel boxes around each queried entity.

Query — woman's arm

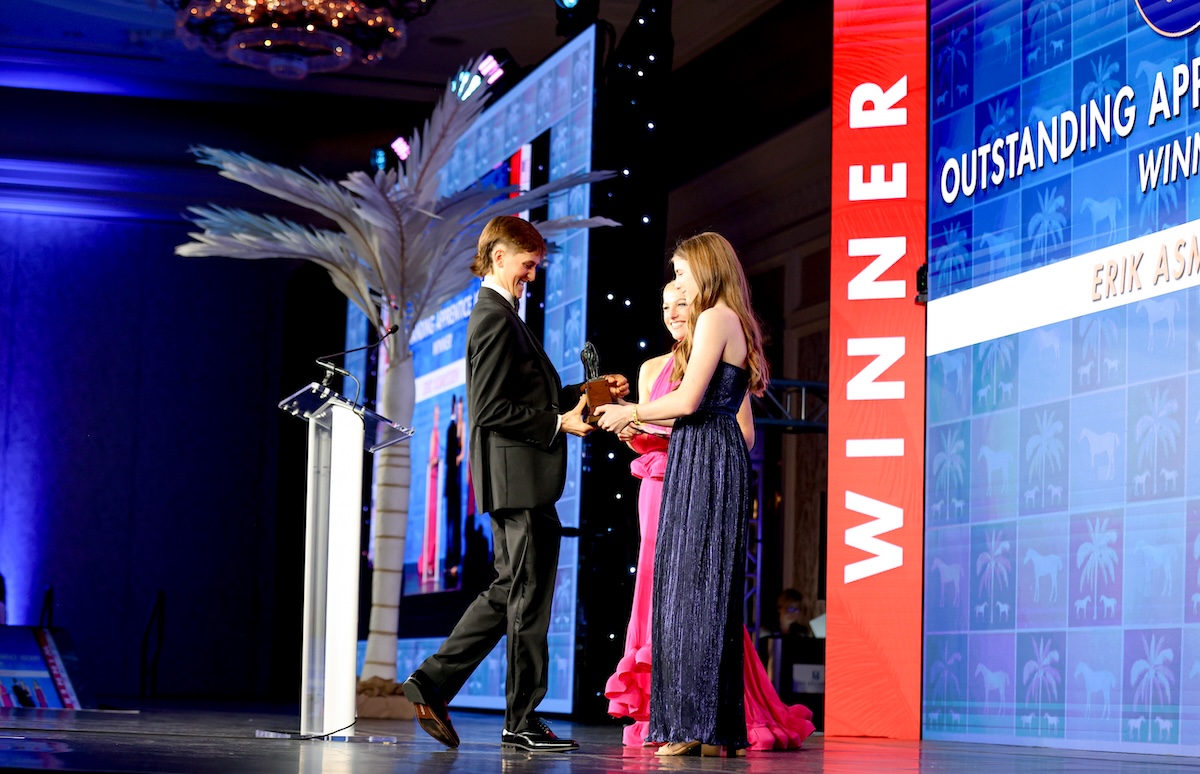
[736,393,754,449]
[596,307,739,431]
[636,307,735,420]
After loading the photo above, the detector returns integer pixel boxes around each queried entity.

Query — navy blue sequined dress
[648,360,750,749]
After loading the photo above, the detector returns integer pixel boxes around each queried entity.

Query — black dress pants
[417,504,562,733]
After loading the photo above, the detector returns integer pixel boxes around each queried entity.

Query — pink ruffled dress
[603,360,815,750]
[418,428,440,579]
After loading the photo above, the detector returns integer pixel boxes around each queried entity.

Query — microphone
[316,324,400,406]
[316,324,400,363]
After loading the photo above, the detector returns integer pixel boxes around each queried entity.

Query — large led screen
[925,0,1200,753]
[388,27,596,713]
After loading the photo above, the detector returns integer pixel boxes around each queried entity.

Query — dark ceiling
[1,0,784,102]
[0,1,831,203]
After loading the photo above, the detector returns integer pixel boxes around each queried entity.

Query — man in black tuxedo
[403,216,626,752]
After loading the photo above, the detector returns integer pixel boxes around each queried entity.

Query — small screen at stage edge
[924,0,1200,754]
[372,26,596,714]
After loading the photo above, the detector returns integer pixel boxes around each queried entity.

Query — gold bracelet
[632,405,639,425]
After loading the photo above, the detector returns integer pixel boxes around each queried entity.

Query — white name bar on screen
[927,216,1200,355]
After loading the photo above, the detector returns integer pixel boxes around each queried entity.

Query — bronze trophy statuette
[580,341,613,424]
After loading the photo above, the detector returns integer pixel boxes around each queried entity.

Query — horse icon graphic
[1136,297,1178,351]
[1075,662,1114,719]
[978,445,1011,495]
[936,351,967,394]
[975,663,1008,711]
[1132,541,1172,596]
[1024,548,1061,602]
[1081,197,1121,245]
[1079,428,1119,480]
[931,558,963,606]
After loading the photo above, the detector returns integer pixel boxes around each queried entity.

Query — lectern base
[254,728,398,744]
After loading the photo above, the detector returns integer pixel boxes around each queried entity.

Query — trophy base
[583,378,613,424]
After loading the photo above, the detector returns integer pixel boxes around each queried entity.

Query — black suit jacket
[466,287,579,513]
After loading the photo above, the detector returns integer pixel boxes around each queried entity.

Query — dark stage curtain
[0,210,305,700]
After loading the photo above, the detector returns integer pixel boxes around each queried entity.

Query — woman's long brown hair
[669,232,769,396]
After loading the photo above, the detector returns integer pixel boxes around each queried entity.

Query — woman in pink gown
[604,284,815,750]
[418,404,441,580]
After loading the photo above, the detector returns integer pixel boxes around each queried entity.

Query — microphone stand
[315,324,399,410]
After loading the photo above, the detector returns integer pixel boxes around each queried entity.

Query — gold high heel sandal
[700,744,745,757]
[654,741,701,756]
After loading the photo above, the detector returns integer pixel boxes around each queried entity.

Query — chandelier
[165,0,437,80]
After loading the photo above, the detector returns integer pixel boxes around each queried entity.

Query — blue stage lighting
[554,0,596,37]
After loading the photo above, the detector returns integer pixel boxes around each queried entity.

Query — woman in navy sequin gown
[596,232,769,757]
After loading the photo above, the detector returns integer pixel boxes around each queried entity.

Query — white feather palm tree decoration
[176,56,617,690]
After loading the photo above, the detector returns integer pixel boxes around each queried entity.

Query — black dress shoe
[401,671,460,749]
[501,717,579,752]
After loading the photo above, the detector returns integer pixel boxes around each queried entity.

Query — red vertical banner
[827,0,927,739]
[33,628,80,709]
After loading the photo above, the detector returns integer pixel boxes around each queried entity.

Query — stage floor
[2,705,1200,773]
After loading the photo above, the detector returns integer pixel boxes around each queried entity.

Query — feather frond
[536,216,623,241]
[192,147,361,223]
[190,147,392,290]
[405,179,621,318]
[177,204,380,322]
[178,54,619,354]
[398,55,493,205]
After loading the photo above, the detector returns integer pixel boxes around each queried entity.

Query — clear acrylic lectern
[274,382,413,740]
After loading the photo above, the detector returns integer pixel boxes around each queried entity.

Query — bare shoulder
[696,304,741,331]
[640,352,673,382]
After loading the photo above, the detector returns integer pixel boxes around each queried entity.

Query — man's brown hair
[470,215,546,277]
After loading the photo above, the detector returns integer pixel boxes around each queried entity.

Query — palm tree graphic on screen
[928,641,962,728]
[1077,517,1118,621]
[978,337,1013,409]
[935,223,969,293]
[933,427,966,519]
[1026,0,1062,67]
[1022,636,1061,734]
[1080,315,1118,388]
[937,24,970,109]
[1082,55,1120,104]
[1134,386,1180,496]
[976,529,1011,624]
[1025,409,1064,508]
[1028,187,1066,266]
[1079,56,1123,248]
[1129,633,1175,741]
[980,97,1015,145]
[1139,181,1178,235]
